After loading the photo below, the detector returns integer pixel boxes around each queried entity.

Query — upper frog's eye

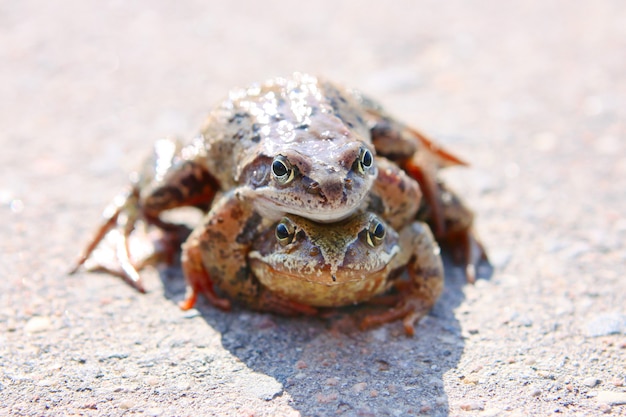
[271,155,295,185]
[365,219,386,247]
[354,147,374,175]
[275,218,296,246]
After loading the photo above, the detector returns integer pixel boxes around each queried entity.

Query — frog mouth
[253,192,363,223]
[248,250,393,286]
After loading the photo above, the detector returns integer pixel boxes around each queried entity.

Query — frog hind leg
[419,183,489,283]
[359,97,466,237]
[360,221,444,336]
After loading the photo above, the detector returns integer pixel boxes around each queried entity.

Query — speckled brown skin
[144,73,381,224]
[416,181,487,283]
[71,74,476,305]
[179,190,320,316]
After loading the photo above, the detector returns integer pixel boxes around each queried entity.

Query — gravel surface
[2,1,625,416]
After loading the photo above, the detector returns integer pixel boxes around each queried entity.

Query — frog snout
[316,178,346,201]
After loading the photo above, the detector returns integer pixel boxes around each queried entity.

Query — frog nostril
[303,177,320,195]
[321,180,344,200]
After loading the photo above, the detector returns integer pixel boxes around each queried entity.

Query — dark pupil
[373,222,385,239]
[362,150,372,167]
[272,160,288,177]
[276,223,290,239]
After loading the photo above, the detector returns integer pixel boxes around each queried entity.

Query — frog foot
[359,298,431,337]
[254,290,319,316]
[439,228,489,284]
[69,186,189,293]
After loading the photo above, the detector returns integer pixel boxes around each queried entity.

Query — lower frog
[180,191,443,336]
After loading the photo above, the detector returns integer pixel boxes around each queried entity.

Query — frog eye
[275,218,296,246]
[354,147,374,175]
[271,155,296,185]
[365,219,386,247]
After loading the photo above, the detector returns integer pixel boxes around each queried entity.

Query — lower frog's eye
[271,155,295,184]
[365,219,386,247]
[354,147,374,175]
[275,218,296,246]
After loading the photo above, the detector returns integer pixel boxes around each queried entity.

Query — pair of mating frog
[72,73,485,336]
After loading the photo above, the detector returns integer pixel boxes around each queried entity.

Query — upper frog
[191,72,377,222]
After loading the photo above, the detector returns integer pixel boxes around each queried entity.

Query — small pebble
[176,380,191,391]
[325,377,338,386]
[583,377,600,388]
[315,391,338,404]
[37,379,54,387]
[352,382,367,393]
[182,309,200,319]
[119,400,134,410]
[596,391,626,405]
[145,407,163,416]
[25,316,52,333]
[459,400,484,411]
[584,313,626,337]
[145,377,160,386]
[529,387,542,397]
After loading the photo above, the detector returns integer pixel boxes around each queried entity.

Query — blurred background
[2,1,625,415]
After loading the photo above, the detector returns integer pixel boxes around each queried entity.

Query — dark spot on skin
[367,194,385,215]
[234,266,250,284]
[251,134,261,143]
[233,129,246,141]
[149,186,184,210]
[346,121,354,128]
[179,164,219,199]
[236,212,262,244]
[228,112,250,124]
[302,176,320,195]
[296,124,309,130]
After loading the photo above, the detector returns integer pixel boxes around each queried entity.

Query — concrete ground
[1,0,625,416]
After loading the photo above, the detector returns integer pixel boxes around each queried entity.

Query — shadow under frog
[157,256,492,417]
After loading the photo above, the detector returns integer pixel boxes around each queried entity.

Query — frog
[71,73,481,299]
[180,194,443,336]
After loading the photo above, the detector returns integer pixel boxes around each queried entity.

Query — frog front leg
[71,138,220,288]
[369,156,422,230]
[180,190,317,316]
[360,221,444,336]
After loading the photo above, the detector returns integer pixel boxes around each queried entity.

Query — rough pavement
[1,1,625,416]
